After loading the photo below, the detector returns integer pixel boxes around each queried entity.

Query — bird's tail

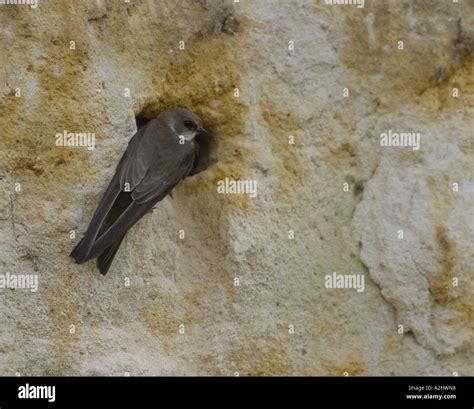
[70,189,132,267]
[96,235,126,275]
[70,238,88,264]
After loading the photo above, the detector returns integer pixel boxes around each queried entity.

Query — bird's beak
[197,127,208,135]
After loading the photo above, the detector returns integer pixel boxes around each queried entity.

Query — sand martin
[70,108,209,274]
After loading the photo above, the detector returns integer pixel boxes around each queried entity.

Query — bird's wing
[84,151,195,260]
[70,124,149,263]
[118,129,150,191]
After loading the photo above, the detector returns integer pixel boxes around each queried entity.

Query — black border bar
[0,376,472,409]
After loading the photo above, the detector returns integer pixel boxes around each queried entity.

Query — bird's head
[161,107,208,140]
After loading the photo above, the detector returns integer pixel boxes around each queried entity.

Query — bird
[70,107,210,275]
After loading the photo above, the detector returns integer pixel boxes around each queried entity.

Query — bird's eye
[184,120,195,130]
